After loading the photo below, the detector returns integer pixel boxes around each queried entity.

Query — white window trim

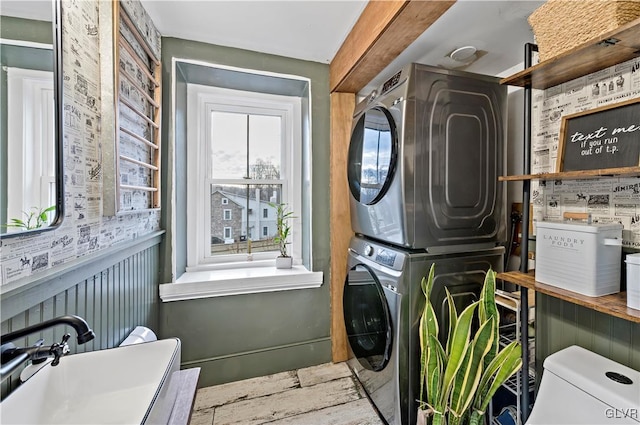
[223,209,232,220]
[6,67,55,223]
[186,84,303,269]
[160,265,322,302]
[164,61,321,302]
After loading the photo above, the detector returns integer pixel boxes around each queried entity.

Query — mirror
[0,0,63,237]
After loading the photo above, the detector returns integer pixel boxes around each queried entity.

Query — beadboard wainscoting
[536,293,640,377]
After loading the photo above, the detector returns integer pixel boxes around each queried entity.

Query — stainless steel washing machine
[343,236,503,425]
[348,63,507,251]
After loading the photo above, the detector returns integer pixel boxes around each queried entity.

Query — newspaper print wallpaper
[531,57,640,249]
[0,0,161,285]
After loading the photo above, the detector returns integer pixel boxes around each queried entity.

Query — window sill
[159,265,323,302]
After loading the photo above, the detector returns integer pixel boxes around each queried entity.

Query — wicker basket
[528,0,640,62]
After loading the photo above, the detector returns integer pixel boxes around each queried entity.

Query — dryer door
[348,107,398,205]
[343,263,393,372]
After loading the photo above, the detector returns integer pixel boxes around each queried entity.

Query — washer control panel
[350,237,405,271]
[375,249,397,268]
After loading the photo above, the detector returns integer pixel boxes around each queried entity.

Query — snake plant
[418,265,523,425]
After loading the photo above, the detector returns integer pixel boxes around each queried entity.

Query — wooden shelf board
[497,271,640,323]
[499,166,640,182]
[501,17,640,89]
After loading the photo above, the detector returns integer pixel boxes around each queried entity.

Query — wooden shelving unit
[497,25,640,417]
[499,166,640,182]
[113,1,162,213]
[498,271,640,324]
[501,17,640,89]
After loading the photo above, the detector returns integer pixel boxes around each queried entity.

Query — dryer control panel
[382,70,402,94]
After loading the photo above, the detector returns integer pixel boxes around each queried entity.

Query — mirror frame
[1,0,64,239]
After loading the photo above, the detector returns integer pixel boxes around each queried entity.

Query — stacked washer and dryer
[342,63,507,425]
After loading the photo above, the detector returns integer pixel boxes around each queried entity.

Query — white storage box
[626,253,640,310]
[535,220,623,297]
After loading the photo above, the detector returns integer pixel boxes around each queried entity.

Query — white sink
[0,338,181,424]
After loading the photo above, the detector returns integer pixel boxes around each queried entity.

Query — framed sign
[556,98,640,172]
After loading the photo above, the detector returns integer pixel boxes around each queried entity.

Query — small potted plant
[417,265,523,425]
[3,206,56,231]
[271,202,294,269]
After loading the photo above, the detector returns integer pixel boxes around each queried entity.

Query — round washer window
[347,107,397,205]
[343,263,393,371]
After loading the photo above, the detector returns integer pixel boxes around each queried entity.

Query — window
[6,67,56,226]
[160,61,325,302]
[186,84,302,268]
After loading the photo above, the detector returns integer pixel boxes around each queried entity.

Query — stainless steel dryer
[343,236,503,425]
[348,63,507,251]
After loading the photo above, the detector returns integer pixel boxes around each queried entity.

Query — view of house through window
[208,111,284,256]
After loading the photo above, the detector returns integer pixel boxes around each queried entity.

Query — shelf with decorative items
[500,18,640,414]
[102,0,162,215]
[500,17,640,90]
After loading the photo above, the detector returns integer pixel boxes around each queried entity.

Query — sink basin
[1,338,181,424]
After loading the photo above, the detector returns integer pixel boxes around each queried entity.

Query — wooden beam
[330,0,455,93]
[330,92,356,363]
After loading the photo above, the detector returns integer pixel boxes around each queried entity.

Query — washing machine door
[348,107,398,206]
[343,263,393,372]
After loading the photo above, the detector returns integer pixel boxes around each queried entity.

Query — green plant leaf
[438,300,478,408]
[479,270,499,368]
[426,334,444,408]
[478,343,522,413]
[445,287,458,356]
[449,318,495,418]
[419,285,430,404]
[449,342,473,419]
[474,341,522,413]
[419,265,439,404]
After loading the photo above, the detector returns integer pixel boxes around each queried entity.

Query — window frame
[6,67,56,225]
[186,84,302,270]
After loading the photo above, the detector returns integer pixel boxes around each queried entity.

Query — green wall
[158,38,332,387]
[536,294,640,375]
[0,16,53,44]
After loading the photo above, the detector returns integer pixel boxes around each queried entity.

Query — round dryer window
[348,107,398,205]
[343,264,393,371]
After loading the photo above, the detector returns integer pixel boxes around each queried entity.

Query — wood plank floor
[189,362,385,425]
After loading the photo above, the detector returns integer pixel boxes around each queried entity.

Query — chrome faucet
[0,315,95,380]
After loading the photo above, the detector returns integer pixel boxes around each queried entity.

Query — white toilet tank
[527,345,640,425]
